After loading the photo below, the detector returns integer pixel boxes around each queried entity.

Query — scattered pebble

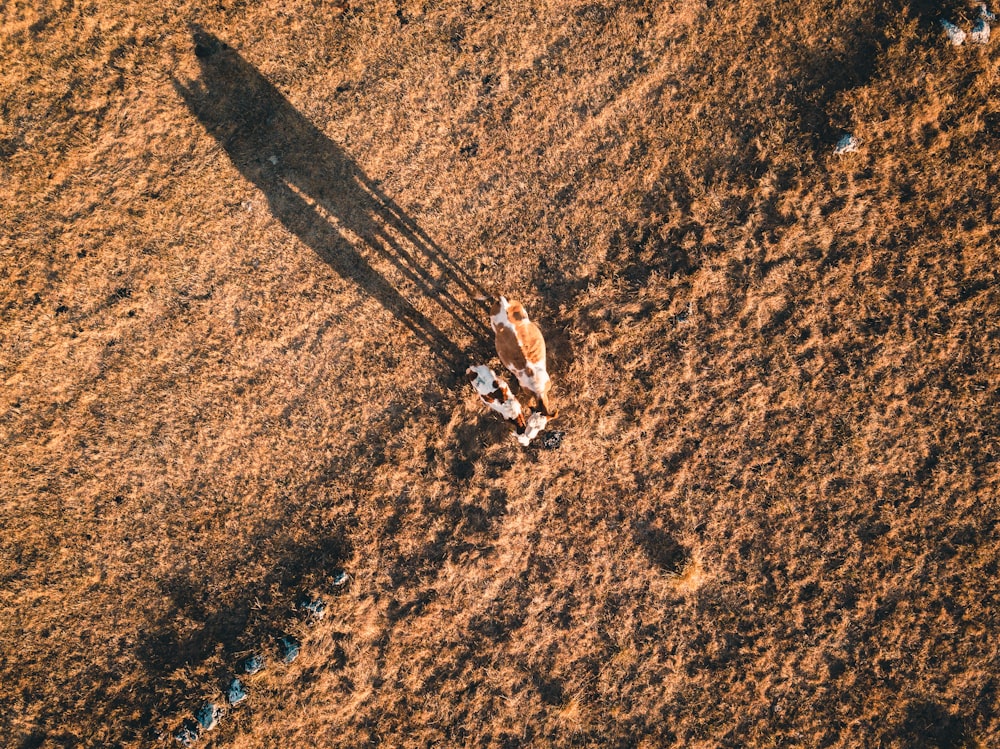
[195,703,221,731]
[227,678,248,706]
[242,653,265,675]
[332,570,351,589]
[279,635,300,664]
[299,596,327,620]
[970,18,991,43]
[268,155,279,165]
[941,19,967,46]
[834,134,860,155]
[174,724,199,747]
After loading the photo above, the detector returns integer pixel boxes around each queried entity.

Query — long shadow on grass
[12,529,354,746]
[173,28,492,371]
[790,0,969,147]
[124,530,353,739]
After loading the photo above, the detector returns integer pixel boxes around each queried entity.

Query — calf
[466,365,525,430]
[490,297,557,417]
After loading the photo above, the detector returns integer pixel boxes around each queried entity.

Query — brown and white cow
[490,297,557,418]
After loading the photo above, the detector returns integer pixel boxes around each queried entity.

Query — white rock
[941,19,967,46]
[970,18,991,44]
[834,134,859,155]
[332,570,351,588]
[980,4,997,22]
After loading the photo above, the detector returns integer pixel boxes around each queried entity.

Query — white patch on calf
[515,412,548,447]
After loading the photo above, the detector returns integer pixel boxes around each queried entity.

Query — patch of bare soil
[2,0,998,747]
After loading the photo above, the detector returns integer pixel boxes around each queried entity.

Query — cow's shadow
[173,28,492,372]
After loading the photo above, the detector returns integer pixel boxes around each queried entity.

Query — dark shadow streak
[172,29,493,371]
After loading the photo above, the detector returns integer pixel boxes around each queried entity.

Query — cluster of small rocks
[541,430,565,450]
[835,5,995,156]
[172,572,350,745]
[942,4,995,46]
[172,643,299,746]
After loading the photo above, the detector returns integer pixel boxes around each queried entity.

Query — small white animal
[490,297,557,418]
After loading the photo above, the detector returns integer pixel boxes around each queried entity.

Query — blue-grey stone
[174,724,199,746]
[195,703,221,731]
[242,654,264,675]
[227,678,248,705]
[299,596,327,620]
[970,18,991,43]
[279,635,300,664]
[332,570,351,589]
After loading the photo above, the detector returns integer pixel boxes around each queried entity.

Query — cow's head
[537,379,557,419]
[467,364,506,404]
[490,296,529,328]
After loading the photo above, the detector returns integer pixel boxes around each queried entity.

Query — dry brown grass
[2,0,999,747]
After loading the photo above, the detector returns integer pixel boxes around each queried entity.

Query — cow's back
[514,318,546,366]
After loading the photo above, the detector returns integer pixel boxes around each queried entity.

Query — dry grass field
[2,0,999,746]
